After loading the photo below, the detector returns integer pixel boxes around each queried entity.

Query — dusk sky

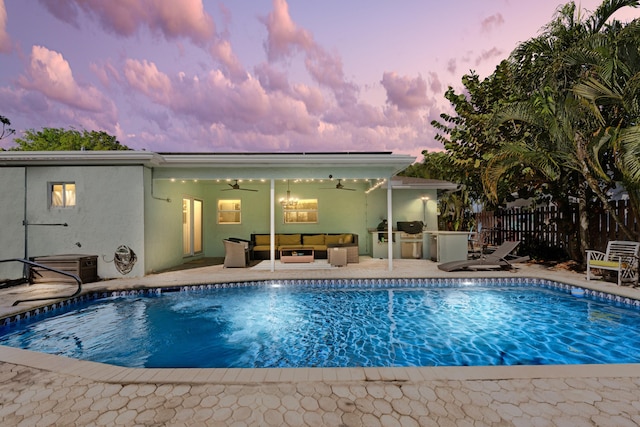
[1,1,638,159]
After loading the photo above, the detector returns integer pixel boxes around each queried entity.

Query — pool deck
[1,258,639,426]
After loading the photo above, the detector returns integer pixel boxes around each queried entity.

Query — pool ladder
[0,258,82,306]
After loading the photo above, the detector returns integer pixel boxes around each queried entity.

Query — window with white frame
[283,199,318,224]
[218,199,241,224]
[50,182,76,208]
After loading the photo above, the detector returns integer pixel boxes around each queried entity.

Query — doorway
[182,197,203,257]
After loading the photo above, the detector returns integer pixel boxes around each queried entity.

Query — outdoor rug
[251,260,336,270]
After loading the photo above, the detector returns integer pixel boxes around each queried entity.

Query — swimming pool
[1,279,639,368]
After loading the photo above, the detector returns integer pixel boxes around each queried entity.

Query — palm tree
[484,0,640,259]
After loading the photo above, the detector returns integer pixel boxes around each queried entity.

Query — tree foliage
[427,0,640,261]
[11,128,130,151]
[0,115,15,141]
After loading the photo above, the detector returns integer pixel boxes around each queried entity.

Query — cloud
[18,46,114,114]
[122,58,318,136]
[39,0,215,45]
[0,0,11,53]
[474,47,503,66]
[261,0,314,61]
[481,13,505,32]
[381,72,429,111]
[40,0,248,81]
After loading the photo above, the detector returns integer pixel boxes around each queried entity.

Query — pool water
[1,283,639,368]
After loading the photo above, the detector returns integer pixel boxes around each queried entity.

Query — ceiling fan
[322,178,356,191]
[221,180,258,192]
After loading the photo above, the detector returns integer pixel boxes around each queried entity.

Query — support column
[387,179,393,271]
[270,179,275,272]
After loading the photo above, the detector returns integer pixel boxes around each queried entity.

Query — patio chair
[586,240,640,286]
[468,223,487,257]
[223,239,249,268]
[438,240,529,272]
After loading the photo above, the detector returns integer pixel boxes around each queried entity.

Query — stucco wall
[0,167,27,281]
[23,165,146,279]
[143,175,209,273]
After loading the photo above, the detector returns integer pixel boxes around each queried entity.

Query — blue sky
[1,0,638,159]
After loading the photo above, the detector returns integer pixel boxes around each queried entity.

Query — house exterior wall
[143,175,209,273]
[20,165,146,279]
[0,167,27,280]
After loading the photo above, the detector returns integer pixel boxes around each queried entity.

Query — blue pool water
[1,281,640,368]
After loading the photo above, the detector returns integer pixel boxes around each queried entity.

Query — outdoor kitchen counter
[423,231,470,263]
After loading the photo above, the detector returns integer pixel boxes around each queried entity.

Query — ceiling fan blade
[239,188,258,192]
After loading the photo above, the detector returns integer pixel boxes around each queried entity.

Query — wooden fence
[475,200,640,258]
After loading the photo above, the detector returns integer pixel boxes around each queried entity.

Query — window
[50,182,76,207]
[283,199,318,224]
[218,199,241,224]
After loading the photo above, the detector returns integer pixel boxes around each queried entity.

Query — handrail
[0,258,82,306]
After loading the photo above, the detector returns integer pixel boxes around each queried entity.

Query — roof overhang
[0,151,163,166]
[0,151,416,180]
[383,175,460,191]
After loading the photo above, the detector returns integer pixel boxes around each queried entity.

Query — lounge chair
[223,239,249,268]
[437,240,529,272]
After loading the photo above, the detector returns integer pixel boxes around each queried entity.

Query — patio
[1,258,639,426]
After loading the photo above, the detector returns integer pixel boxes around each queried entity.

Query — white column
[270,179,275,272]
[387,180,393,271]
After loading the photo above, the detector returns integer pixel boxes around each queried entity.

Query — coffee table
[279,246,314,263]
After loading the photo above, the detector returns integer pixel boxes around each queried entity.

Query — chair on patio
[438,240,529,272]
[586,240,640,286]
[223,239,249,268]
[468,223,487,258]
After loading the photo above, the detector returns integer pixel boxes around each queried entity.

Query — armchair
[223,239,250,268]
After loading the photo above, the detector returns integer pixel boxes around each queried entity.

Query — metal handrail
[0,258,82,306]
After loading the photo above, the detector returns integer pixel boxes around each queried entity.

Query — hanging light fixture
[280,180,298,209]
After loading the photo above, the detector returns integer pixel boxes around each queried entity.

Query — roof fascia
[0,151,162,167]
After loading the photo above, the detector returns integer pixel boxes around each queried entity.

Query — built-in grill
[397,221,424,259]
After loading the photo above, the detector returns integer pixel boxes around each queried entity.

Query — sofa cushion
[254,235,271,246]
[303,234,325,245]
[325,234,342,245]
[279,234,301,245]
[341,234,354,244]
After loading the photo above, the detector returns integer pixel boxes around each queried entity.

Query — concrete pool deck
[1,258,639,426]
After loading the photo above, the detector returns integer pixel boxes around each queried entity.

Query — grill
[397,221,423,234]
[397,221,424,259]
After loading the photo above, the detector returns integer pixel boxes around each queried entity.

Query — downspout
[149,167,171,202]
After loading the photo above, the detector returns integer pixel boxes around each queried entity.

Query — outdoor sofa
[250,233,359,261]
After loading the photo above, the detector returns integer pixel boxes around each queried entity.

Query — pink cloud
[0,0,11,53]
[262,0,314,61]
[447,58,457,75]
[90,60,121,87]
[209,39,246,81]
[122,58,318,136]
[481,13,505,32]
[40,0,215,45]
[381,72,429,111]
[18,46,113,113]
[475,47,503,66]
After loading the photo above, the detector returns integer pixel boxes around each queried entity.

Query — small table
[280,246,315,263]
[328,247,347,267]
